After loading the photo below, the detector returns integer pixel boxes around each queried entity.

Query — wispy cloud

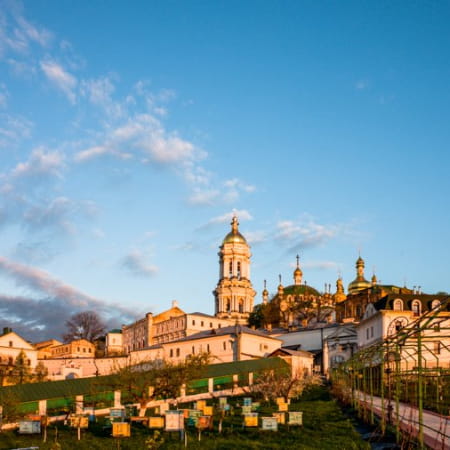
[0,256,138,341]
[275,216,343,252]
[121,249,158,278]
[188,188,220,206]
[355,79,369,91]
[297,260,340,271]
[0,113,33,148]
[202,209,253,228]
[11,147,65,179]
[40,60,77,103]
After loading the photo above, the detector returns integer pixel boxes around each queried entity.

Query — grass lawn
[0,386,370,449]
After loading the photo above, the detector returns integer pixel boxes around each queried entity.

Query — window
[176,348,180,357]
[192,346,195,354]
[366,328,369,339]
[192,320,195,326]
[223,341,226,350]
[207,344,210,352]
[83,348,86,352]
[229,261,233,276]
[89,348,92,353]
[201,321,204,327]
[370,326,374,338]
[226,300,231,312]
[210,322,213,328]
[393,299,403,311]
[77,347,80,352]
[237,261,241,278]
[27,359,31,366]
[8,341,12,347]
[238,300,244,313]
[432,299,441,310]
[218,324,221,328]
[170,349,173,357]
[412,300,421,317]
[8,357,13,365]
[434,342,441,354]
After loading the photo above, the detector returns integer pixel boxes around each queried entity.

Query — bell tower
[213,216,256,324]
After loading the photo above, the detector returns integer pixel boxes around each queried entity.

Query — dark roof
[269,348,314,358]
[373,293,450,312]
[169,325,281,343]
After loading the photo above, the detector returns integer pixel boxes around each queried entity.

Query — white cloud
[275,217,339,250]
[16,16,52,47]
[245,230,267,245]
[80,76,123,118]
[0,113,33,148]
[355,79,369,90]
[0,83,8,108]
[222,178,256,203]
[188,189,220,206]
[40,60,77,103]
[121,249,158,278]
[205,209,253,227]
[11,147,65,179]
[298,261,340,271]
[23,196,77,234]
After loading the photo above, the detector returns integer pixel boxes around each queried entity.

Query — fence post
[113,390,121,408]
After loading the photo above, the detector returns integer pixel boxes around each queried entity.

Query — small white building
[357,294,450,369]
[153,325,282,364]
[0,328,38,371]
[269,347,315,377]
[322,324,358,375]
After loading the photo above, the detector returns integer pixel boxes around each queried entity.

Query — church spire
[262,279,269,304]
[293,253,303,285]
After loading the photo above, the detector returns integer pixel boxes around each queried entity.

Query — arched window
[237,262,241,279]
[412,300,421,316]
[229,261,233,276]
[431,299,441,310]
[226,299,231,312]
[238,299,244,313]
[393,299,403,311]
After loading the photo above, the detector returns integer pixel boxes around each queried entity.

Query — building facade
[213,216,256,323]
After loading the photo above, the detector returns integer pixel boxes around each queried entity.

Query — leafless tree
[63,310,106,342]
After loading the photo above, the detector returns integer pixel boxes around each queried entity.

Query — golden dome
[222,216,247,245]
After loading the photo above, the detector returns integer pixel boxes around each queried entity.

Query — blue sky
[0,1,449,341]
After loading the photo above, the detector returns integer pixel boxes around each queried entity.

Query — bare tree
[248,366,322,402]
[110,353,210,416]
[63,310,106,343]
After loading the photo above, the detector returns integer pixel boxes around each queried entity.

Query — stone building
[120,301,234,354]
[50,339,96,358]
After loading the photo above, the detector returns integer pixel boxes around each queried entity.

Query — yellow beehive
[112,422,131,437]
[149,417,164,429]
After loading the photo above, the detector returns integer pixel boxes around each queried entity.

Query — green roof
[0,375,117,403]
[0,357,288,403]
[273,284,321,299]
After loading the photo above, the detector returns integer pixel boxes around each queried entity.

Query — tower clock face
[387,317,408,336]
